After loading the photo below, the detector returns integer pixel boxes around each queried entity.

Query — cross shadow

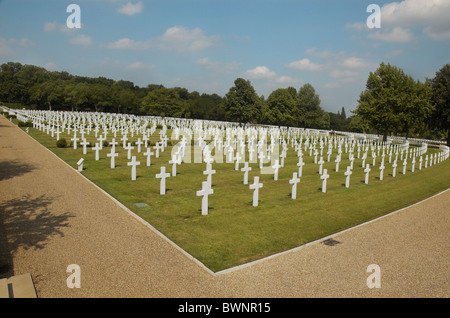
[0,160,35,181]
[0,194,75,278]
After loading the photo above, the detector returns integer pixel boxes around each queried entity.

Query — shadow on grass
[0,194,75,278]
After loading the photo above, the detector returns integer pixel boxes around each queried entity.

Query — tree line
[0,61,448,144]
[0,62,341,130]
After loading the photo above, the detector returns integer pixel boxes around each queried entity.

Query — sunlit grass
[16,119,450,272]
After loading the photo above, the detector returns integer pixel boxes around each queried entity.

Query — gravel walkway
[0,115,449,298]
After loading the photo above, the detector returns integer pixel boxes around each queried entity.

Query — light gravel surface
[0,115,448,298]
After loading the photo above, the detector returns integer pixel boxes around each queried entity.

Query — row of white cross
[17,109,449,217]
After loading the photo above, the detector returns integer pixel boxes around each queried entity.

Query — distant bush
[18,120,33,127]
[56,138,67,148]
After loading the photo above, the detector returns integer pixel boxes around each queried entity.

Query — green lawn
[12,117,450,272]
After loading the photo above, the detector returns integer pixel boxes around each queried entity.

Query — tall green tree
[223,78,262,123]
[263,88,297,126]
[430,64,450,146]
[355,62,433,141]
[297,83,330,129]
[140,87,184,118]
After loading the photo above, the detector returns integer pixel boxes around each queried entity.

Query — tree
[430,64,450,146]
[29,80,64,110]
[263,88,297,126]
[223,78,262,123]
[297,83,330,129]
[354,62,433,141]
[140,87,184,118]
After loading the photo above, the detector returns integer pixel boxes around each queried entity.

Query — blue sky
[1,0,449,113]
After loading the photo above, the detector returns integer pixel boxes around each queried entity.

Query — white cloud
[157,26,220,52]
[329,69,359,79]
[242,66,276,79]
[339,57,370,69]
[305,48,333,58]
[324,82,342,89]
[0,38,15,57]
[345,22,367,31]
[381,0,450,28]
[43,22,78,34]
[195,57,240,73]
[286,58,324,71]
[423,26,450,40]
[0,37,35,57]
[104,37,150,50]
[368,27,414,43]
[44,22,58,32]
[118,1,144,16]
[44,62,58,71]
[275,76,303,86]
[125,62,154,71]
[69,35,93,46]
[384,49,404,58]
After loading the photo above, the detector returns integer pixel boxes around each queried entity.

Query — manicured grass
[13,118,450,272]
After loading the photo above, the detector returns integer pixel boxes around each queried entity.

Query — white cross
[335,154,341,172]
[156,166,170,195]
[109,138,118,150]
[154,142,163,158]
[196,181,213,216]
[392,160,398,177]
[71,134,79,150]
[234,152,242,171]
[169,154,181,176]
[127,156,140,181]
[80,138,89,155]
[411,156,416,172]
[98,135,105,150]
[402,158,407,174]
[320,169,330,193]
[143,148,154,166]
[92,143,101,161]
[258,152,265,169]
[249,176,263,207]
[124,142,134,160]
[379,163,385,181]
[240,162,252,185]
[121,135,128,148]
[136,138,143,153]
[364,164,371,184]
[107,147,118,168]
[419,156,423,170]
[203,163,216,189]
[248,146,255,162]
[297,157,305,177]
[227,146,234,163]
[272,159,281,181]
[318,156,325,175]
[344,166,352,188]
[289,172,300,199]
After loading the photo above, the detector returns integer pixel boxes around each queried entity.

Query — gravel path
[0,115,449,298]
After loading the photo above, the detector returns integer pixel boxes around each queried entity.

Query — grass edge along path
[7,115,450,272]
